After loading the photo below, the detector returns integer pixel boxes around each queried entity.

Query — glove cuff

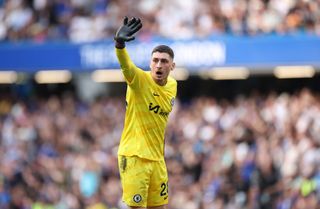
[114,40,125,49]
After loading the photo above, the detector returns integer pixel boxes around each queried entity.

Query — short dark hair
[151,45,174,59]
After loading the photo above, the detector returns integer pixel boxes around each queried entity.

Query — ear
[171,62,176,71]
[149,59,153,70]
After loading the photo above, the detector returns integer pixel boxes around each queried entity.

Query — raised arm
[114,17,143,83]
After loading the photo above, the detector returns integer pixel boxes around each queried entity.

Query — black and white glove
[114,16,142,48]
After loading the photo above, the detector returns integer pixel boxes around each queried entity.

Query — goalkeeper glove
[114,16,142,48]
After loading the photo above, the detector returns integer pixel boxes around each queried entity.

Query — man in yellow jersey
[114,17,177,209]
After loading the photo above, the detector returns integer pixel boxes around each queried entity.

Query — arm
[114,17,143,83]
[115,48,136,83]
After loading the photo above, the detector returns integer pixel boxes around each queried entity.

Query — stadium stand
[0,0,319,42]
[0,0,320,209]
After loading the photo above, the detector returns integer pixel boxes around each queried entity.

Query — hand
[114,17,142,45]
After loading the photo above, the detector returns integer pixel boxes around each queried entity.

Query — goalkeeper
[114,16,177,209]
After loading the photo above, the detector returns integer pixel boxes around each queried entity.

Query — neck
[154,78,167,86]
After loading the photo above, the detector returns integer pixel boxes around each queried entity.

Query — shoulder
[166,76,177,95]
[167,76,177,87]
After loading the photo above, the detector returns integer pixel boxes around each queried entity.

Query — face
[150,52,175,86]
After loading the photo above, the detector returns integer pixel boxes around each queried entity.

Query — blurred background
[0,0,320,209]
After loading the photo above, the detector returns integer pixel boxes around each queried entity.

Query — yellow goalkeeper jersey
[116,48,177,161]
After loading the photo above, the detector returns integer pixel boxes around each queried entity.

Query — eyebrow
[152,57,169,62]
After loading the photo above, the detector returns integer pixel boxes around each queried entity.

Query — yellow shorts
[118,155,169,207]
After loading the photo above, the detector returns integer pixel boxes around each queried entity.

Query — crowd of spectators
[1,0,320,209]
[0,0,320,42]
[0,87,320,209]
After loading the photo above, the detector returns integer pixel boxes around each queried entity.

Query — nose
[156,61,162,67]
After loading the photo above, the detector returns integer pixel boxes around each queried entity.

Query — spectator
[1,0,320,42]
[0,88,320,208]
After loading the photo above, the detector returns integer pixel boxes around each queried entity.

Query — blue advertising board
[0,35,319,72]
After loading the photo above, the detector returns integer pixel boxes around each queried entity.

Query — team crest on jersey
[133,194,142,203]
[170,97,175,107]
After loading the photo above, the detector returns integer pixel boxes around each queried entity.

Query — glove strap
[115,40,125,49]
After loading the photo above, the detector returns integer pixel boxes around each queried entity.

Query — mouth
[155,71,163,77]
